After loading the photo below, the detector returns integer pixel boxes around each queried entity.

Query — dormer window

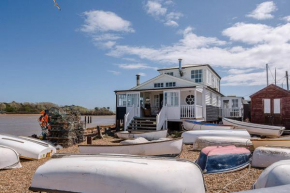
[166,82,176,87]
[154,83,163,88]
[191,70,203,83]
[165,72,174,76]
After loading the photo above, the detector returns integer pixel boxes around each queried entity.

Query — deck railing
[124,104,136,131]
[180,105,195,118]
[220,108,241,118]
[156,105,167,130]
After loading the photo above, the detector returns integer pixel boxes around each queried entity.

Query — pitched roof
[250,84,290,98]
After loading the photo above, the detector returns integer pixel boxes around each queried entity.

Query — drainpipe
[136,74,140,86]
[178,59,183,76]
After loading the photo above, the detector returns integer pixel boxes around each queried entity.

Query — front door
[164,90,180,119]
[159,94,163,109]
[126,92,140,117]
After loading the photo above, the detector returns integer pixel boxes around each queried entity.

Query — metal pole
[266,64,269,86]
[287,71,289,90]
[275,68,276,85]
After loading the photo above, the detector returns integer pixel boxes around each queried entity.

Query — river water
[0,114,115,136]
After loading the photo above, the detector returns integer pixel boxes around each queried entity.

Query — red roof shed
[250,84,290,129]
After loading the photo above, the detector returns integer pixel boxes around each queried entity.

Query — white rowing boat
[252,147,290,168]
[254,160,290,189]
[79,138,182,156]
[193,136,252,151]
[183,120,233,131]
[234,184,290,193]
[0,134,54,160]
[116,129,167,140]
[182,130,250,144]
[30,154,206,193]
[251,137,290,149]
[223,118,285,137]
[19,136,57,155]
[0,145,21,169]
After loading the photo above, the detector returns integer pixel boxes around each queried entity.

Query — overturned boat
[196,146,251,174]
[183,120,233,131]
[0,145,21,169]
[252,147,290,168]
[19,136,57,154]
[193,136,252,151]
[116,129,167,140]
[234,184,290,193]
[254,160,290,189]
[223,118,285,137]
[79,138,182,157]
[0,134,54,160]
[30,154,206,193]
[251,137,290,149]
[182,130,250,144]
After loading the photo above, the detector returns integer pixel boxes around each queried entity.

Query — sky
[1,0,290,110]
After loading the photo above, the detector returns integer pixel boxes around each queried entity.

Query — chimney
[178,58,183,76]
[136,74,140,86]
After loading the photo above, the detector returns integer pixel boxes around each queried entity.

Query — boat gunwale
[116,129,168,135]
[185,120,233,127]
[0,133,49,147]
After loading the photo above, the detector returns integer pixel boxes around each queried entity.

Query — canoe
[251,137,290,149]
[234,184,290,193]
[0,134,54,160]
[19,136,57,155]
[183,120,233,130]
[116,129,167,140]
[30,154,206,193]
[193,136,252,151]
[0,145,21,169]
[254,160,290,189]
[182,130,250,144]
[223,118,285,137]
[79,138,183,157]
[196,145,251,174]
[252,147,290,168]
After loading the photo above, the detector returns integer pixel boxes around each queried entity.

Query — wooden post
[97,126,103,139]
[87,136,92,144]
[90,116,92,123]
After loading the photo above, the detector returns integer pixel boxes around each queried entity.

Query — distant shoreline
[0,113,115,116]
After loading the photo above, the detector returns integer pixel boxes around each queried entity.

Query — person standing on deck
[38,110,50,139]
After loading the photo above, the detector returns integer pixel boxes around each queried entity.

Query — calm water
[0,114,115,136]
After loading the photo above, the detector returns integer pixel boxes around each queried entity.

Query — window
[191,70,203,83]
[153,95,160,108]
[264,99,271,114]
[127,94,139,107]
[212,76,215,86]
[166,82,176,87]
[154,83,163,88]
[232,99,238,108]
[186,95,195,105]
[117,94,126,107]
[165,92,179,107]
[274,99,281,114]
[223,100,229,108]
[165,72,174,76]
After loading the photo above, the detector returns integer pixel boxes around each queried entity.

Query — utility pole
[266,64,269,86]
[275,68,276,85]
[286,71,289,90]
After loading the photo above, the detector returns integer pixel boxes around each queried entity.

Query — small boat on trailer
[182,130,250,144]
[193,136,252,151]
[234,184,290,193]
[116,129,167,140]
[252,147,290,168]
[223,118,285,137]
[0,134,54,160]
[183,120,233,131]
[251,137,290,149]
[30,154,206,193]
[79,138,182,157]
[0,145,21,169]
[196,145,251,174]
[254,160,290,189]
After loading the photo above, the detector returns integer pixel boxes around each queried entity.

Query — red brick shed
[250,84,290,129]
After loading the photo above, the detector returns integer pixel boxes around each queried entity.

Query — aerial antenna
[53,0,61,11]
[266,64,269,86]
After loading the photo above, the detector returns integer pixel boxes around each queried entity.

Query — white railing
[124,105,136,131]
[195,105,203,118]
[156,105,167,130]
[181,105,195,118]
[220,108,241,118]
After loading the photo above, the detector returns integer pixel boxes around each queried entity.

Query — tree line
[0,102,114,115]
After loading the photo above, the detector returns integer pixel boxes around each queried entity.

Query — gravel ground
[0,135,263,193]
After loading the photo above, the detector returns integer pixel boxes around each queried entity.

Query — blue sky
[1,0,290,110]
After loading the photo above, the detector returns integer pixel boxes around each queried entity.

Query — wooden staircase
[127,117,157,131]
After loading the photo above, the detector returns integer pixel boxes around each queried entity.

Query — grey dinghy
[30,154,206,193]
[79,138,183,156]
[0,145,21,169]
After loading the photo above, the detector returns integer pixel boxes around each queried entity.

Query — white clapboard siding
[263,99,271,114]
[205,90,211,105]
[212,93,217,106]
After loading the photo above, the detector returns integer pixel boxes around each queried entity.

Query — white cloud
[93,34,122,41]
[81,10,134,33]
[282,16,290,22]
[228,68,255,74]
[144,0,183,27]
[118,63,158,70]
[138,72,146,76]
[108,70,121,75]
[102,41,116,48]
[247,1,277,20]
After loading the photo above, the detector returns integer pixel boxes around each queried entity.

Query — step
[129,124,156,128]
[127,126,156,130]
[134,117,156,121]
[132,120,156,124]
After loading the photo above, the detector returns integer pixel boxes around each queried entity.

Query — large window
[127,94,139,107]
[154,83,163,88]
[232,99,238,108]
[165,72,174,76]
[191,70,203,83]
[165,92,179,107]
[117,94,126,107]
[274,99,281,114]
[166,82,176,87]
[263,99,271,113]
